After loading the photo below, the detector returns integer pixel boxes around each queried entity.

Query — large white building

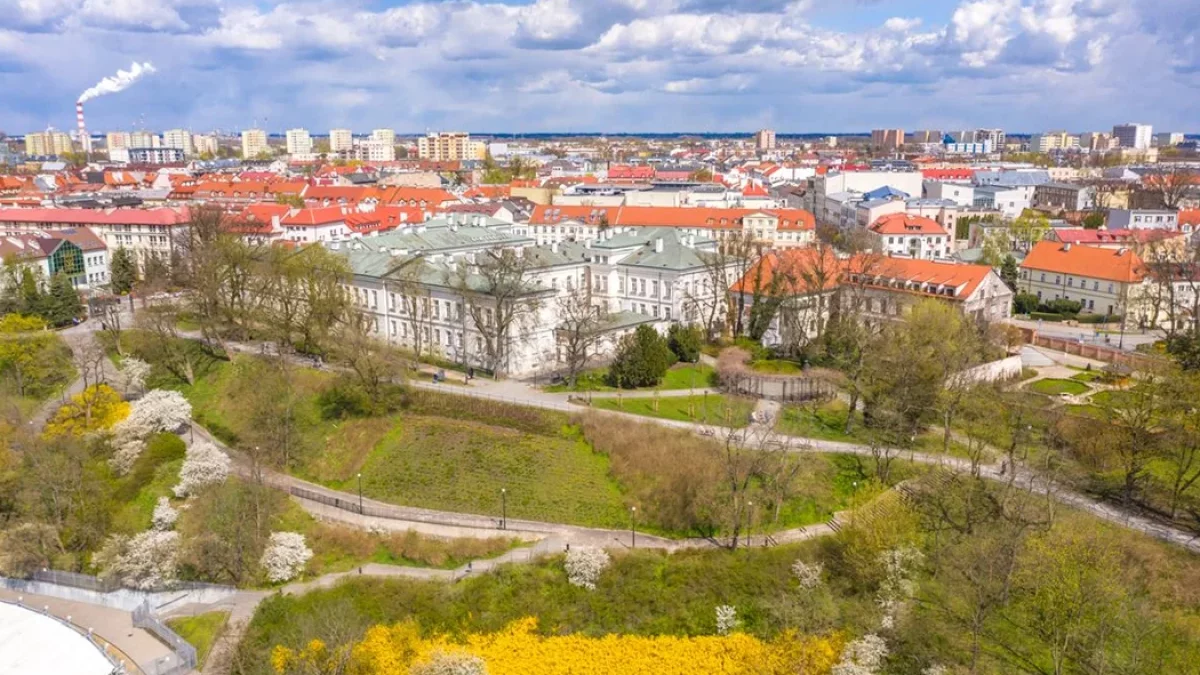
[286,128,313,156]
[329,128,353,153]
[241,128,268,158]
[105,131,131,151]
[869,213,952,260]
[418,131,486,161]
[1113,123,1153,150]
[162,129,194,156]
[371,129,396,148]
[129,131,160,148]
[349,139,395,162]
[193,134,219,157]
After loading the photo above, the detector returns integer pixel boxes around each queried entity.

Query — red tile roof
[742,183,770,197]
[921,168,975,181]
[1021,240,1145,283]
[607,165,655,180]
[869,213,947,236]
[1180,209,1199,227]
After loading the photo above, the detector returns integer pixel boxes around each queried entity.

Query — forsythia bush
[272,618,845,675]
[44,384,129,438]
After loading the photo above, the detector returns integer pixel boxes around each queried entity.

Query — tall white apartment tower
[286,128,313,155]
[329,128,353,153]
[1112,123,1153,150]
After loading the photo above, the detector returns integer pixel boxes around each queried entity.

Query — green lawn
[1065,404,1103,418]
[748,359,805,375]
[1088,389,1140,408]
[776,399,868,443]
[1028,378,1091,396]
[345,416,631,530]
[588,393,755,427]
[167,612,228,667]
[544,362,716,393]
[1070,370,1103,383]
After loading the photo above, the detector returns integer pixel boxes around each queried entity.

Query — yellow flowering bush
[272,618,844,675]
[43,384,130,438]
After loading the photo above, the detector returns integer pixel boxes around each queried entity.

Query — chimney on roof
[654,238,664,253]
[1117,247,1128,256]
[1062,243,1071,252]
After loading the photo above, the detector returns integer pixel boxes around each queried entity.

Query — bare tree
[450,248,548,376]
[72,337,108,391]
[134,304,199,385]
[711,420,791,549]
[334,308,407,403]
[687,234,750,341]
[1142,164,1198,210]
[555,279,606,388]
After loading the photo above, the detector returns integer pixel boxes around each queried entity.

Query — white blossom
[791,558,824,590]
[123,389,192,434]
[96,530,180,590]
[411,651,488,675]
[151,497,177,531]
[260,532,313,583]
[173,439,230,498]
[832,634,888,675]
[120,358,152,396]
[923,666,949,675]
[715,605,740,635]
[876,546,924,630]
[108,436,146,475]
[564,546,610,591]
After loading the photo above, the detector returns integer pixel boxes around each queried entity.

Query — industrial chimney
[75,101,92,154]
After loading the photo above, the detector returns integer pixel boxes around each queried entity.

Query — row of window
[1029,271,1116,294]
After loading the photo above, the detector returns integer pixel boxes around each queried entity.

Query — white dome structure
[0,601,119,675]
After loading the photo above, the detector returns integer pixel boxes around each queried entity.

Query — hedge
[1030,312,1065,322]
[1075,314,1122,325]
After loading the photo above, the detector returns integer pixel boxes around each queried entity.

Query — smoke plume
[78,62,156,103]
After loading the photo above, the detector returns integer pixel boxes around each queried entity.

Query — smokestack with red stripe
[76,100,92,154]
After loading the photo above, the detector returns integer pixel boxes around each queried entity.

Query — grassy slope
[544,362,717,393]
[589,394,755,427]
[167,612,229,667]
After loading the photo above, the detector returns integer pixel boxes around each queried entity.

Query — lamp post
[746,500,753,548]
[357,472,363,514]
[501,488,507,530]
[630,506,637,549]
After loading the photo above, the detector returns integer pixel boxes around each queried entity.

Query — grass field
[776,399,867,442]
[1089,389,1139,407]
[167,612,228,667]
[1069,370,1103,382]
[748,359,806,375]
[344,416,631,530]
[588,393,755,427]
[1028,378,1091,396]
[544,362,716,393]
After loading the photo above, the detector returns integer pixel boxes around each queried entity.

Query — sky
[1,0,1198,135]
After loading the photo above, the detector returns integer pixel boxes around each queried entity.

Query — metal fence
[1,596,132,674]
[133,601,197,675]
[32,568,121,593]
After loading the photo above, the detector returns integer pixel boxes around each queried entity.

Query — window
[1055,275,1061,284]
[1108,283,1114,293]
[433,302,440,319]
[1040,273,1045,282]
[665,307,671,320]
[1067,278,1073,287]
[390,320,397,336]
[1092,281,1099,291]
[651,280,658,298]
[653,305,659,318]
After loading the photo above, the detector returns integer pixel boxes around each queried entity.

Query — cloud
[0,0,1196,133]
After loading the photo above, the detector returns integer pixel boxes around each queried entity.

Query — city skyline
[1,0,1198,134]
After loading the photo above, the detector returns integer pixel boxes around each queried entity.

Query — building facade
[1113,123,1153,150]
[285,128,313,156]
[241,129,268,158]
[162,129,194,156]
[871,129,904,150]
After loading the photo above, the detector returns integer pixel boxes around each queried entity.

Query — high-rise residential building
[1155,132,1185,147]
[418,131,485,161]
[350,139,395,162]
[162,129,194,156]
[370,128,396,148]
[1029,131,1079,152]
[1113,123,1153,150]
[976,128,1006,149]
[911,130,943,144]
[106,131,131,151]
[754,129,776,152]
[241,128,268,158]
[24,131,74,156]
[329,128,353,153]
[871,129,904,150]
[285,128,313,156]
[949,130,977,143]
[129,131,160,148]
[193,134,219,157]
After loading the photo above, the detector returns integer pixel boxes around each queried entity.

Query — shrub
[791,559,824,590]
[667,324,702,363]
[715,605,739,635]
[607,325,675,388]
[564,547,610,590]
[174,439,231,498]
[261,532,313,583]
[152,497,178,531]
[317,376,375,420]
[1012,292,1040,315]
[411,651,488,675]
[122,389,193,433]
[1039,298,1082,316]
[96,530,180,590]
[832,634,888,675]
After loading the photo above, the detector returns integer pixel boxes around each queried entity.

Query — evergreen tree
[110,247,138,295]
[607,325,675,388]
[1000,254,1019,291]
[18,267,45,317]
[46,272,82,326]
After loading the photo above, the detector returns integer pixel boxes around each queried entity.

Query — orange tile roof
[464,185,510,199]
[281,205,352,226]
[742,183,770,197]
[1020,240,1145,283]
[1180,209,1199,227]
[869,213,947,236]
[731,250,995,301]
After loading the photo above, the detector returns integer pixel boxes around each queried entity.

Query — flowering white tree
[791,559,824,590]
[120,358,152,396]
[832,634,888,675]
[877,546,924,630]
[124,390,192,433]
[151,497,178,531]
[261,532,313,583]
[922,666,948,675]
[95,530,180,590]
[411,651,488,675]
[715,605,740,635]
[173,439,230,498]
[108,433,147,475]
[564,546,610,590]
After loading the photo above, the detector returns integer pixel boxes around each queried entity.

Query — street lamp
[746,500,753,548]
[357,472,363,514]
[630,506,637,549]
[501,488,507,530]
